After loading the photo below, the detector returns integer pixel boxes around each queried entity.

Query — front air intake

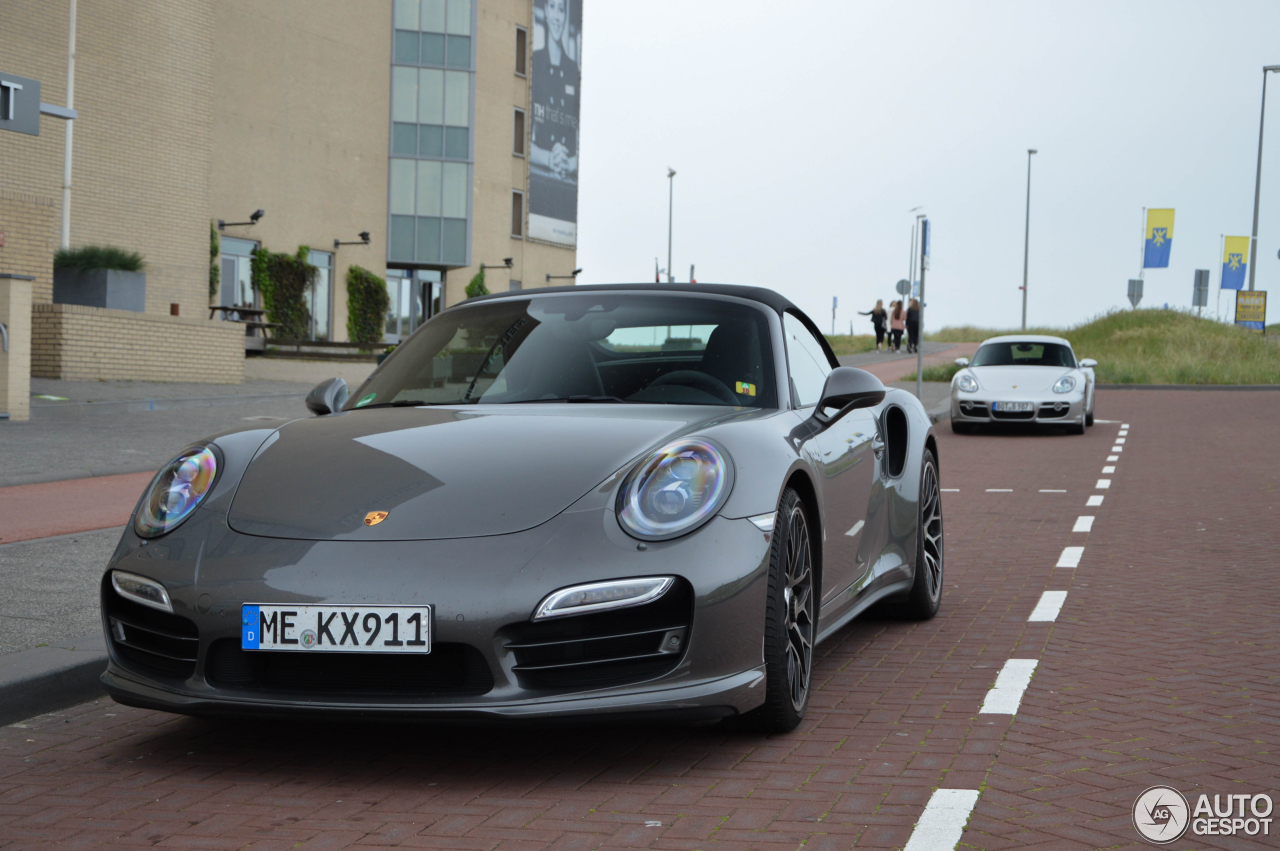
[503,578,693,691]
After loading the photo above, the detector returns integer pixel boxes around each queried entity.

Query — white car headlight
[617,439,733,541]
[956,373,979,393]
[1053,376,1077,394]
[135,445,219,537]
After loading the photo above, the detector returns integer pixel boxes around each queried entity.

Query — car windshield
[347,293,778,409]
[971,341,1076,368]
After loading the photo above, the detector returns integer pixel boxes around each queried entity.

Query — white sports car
[948,335,1096,434]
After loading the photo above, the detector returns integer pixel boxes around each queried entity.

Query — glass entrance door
[218,237,259,308]
[303,249,333,340]
[385,269,443,342]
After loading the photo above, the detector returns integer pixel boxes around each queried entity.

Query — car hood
[966,365,1076,394]
[226,405,733,541]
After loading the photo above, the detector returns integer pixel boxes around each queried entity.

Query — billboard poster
[528,0,582,248]
[1235,290,1267,333]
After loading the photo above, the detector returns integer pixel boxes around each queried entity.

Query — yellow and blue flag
[1143,208,1175,268]
[1221,236,1248,290]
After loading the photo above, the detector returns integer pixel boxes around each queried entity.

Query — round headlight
[1053,376,1077,394]
[956,373,979,393]
[617,439,734,541]
[135,445,219,538]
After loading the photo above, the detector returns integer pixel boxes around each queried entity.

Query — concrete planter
[52,268,146,313]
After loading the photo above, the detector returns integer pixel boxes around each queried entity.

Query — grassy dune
[824,334,878,357]
[925,310,1280,384]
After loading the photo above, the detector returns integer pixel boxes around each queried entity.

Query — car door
[782,313,878,611]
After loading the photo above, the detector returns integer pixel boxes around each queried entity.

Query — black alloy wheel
[900,449,943,620]
[748,488,816,733]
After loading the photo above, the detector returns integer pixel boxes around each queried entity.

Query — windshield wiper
[353,399,452,410]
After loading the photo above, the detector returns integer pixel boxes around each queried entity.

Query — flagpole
[1138,207,1147,283]
[1216,234,1224,322]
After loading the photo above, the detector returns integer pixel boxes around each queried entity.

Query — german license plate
[242,604,431,653]
[993,401,1033,412]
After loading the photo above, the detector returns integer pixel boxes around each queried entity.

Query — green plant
[53,245,145,272]
[209,221,220,300]
[252,246,314,339]
[465,268,489,299]
[347,265,390,346]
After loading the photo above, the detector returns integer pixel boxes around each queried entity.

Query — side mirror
[305,377,349,416]
[814,367,886,423]
[954,357,970,367]
[1079,358,1097,368]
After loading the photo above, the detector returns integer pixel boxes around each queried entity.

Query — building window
[513,107,525,156]
[509,279,522,291]
[218,237,259,308]
[303,249,333,341]
[394,0,472,68]
[515,25,527,76]
[511,190,524,238]
[389,0,475,268]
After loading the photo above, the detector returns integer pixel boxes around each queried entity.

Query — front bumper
[950,394,1085,424]
[100,505,774,720]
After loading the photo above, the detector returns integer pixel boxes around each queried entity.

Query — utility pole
[666,168,676,283]
[60,0,77,248]
[916,218,928,402]
[1021,149,1037,330]
[1247,66,1280,291]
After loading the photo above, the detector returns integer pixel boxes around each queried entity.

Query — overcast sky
[575,0,1280,332]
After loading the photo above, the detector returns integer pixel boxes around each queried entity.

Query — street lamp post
[1247,66,1280,292]
[1021,149,1037,330]
[666,168,676,283]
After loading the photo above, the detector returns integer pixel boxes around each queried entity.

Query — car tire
[1085,409,1094,427]
[950,420,972,434]
[745,487,816,734]
[1068,418,1086,435]
[899,449,943,621]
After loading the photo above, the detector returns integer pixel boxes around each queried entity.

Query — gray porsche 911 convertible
[101,284,943,731]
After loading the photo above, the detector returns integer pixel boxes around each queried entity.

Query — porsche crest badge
[364,511,389,526]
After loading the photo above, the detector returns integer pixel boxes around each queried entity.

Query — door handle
[871,436,884,458]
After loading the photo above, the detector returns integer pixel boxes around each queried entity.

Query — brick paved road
[0,391,1275,849]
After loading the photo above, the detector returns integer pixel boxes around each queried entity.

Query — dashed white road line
[1111,445,1123,452]
[1028,590,1068,622]
[1087,495,1104,507]
[1107,455,1119,462]
[979,658,1039,714]
[1056,546,1084,567]
[1039,489,1066,493]
[1072,516,1094,533]
[941,488,960,492]
[985,488,1012,492]
[902,788,982,851]
[1096,479,1111,489]
[1115,438,1126,444]
[1102,465,1115,473]
[844,520,864,537]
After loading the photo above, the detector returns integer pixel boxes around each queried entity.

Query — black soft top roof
[455,282,838,367]
[465,282,800,314]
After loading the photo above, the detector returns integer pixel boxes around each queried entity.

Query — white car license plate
[242,604,431,653]
[994,401,1033,412]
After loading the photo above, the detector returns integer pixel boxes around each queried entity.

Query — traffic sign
[1127,279,1143,308]
[895,279,911,296]
[1192,269,1209,308]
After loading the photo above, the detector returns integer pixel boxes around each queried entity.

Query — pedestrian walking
[889,301,905,352]
[858,299,887,351]
[905,298,920,354]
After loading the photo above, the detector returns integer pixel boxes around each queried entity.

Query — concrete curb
[0,634,108,725]
[30,392,303,420]
[1097,384,1280,391]
[0,466,157,489]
